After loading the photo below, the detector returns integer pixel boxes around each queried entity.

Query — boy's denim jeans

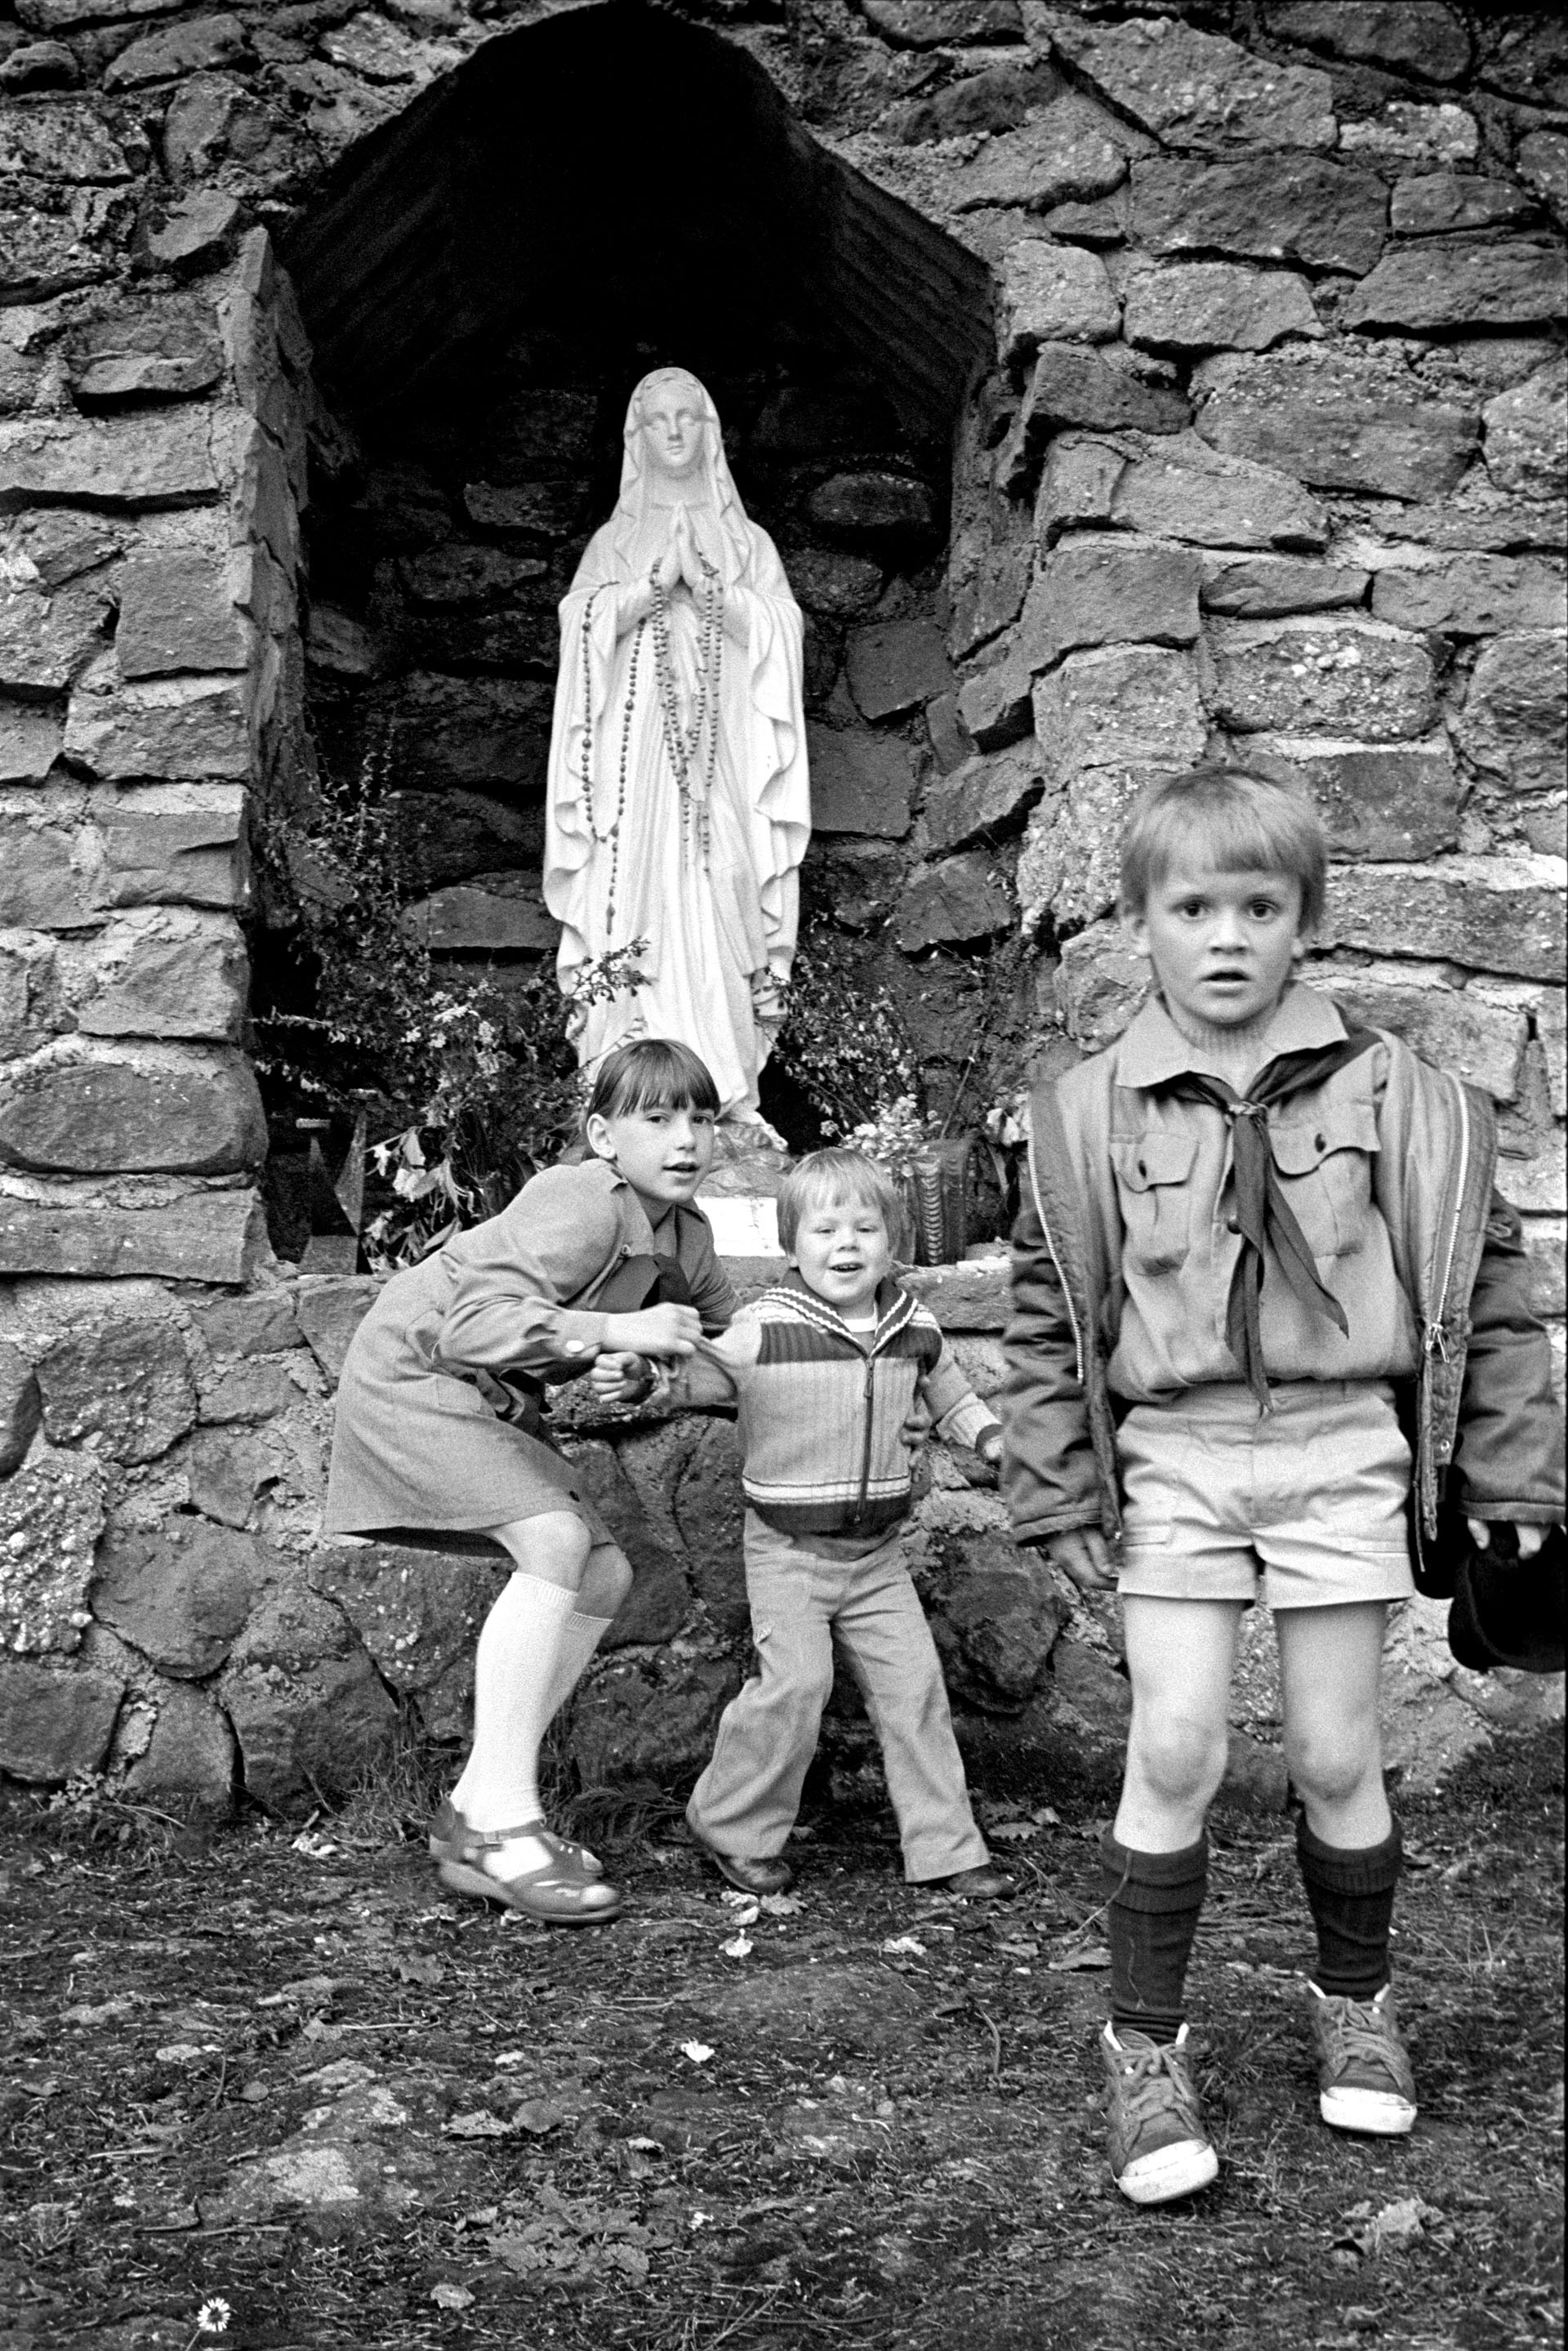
[687,1510,988,1882]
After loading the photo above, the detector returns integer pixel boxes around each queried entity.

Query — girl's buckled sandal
[429,1800,622,1926]
[538,1827,604,1878]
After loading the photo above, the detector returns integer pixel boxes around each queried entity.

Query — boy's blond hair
[1120,765,1327,932]
[777,1148,907,1259]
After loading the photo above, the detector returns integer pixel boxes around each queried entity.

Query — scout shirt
[1105,985,1421,1403]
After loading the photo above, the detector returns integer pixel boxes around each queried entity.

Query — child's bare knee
[505,1511,593,1587]
[1132,1714,1228,1810]
[1286,1726,1378,1812]
[581,1546,635,1618]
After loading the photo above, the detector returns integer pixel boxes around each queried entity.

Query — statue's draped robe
[544,511,808,1121]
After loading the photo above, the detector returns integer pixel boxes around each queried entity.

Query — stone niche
[266,7,1015,1186]
[0,0,1563,1819]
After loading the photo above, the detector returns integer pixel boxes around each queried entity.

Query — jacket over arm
[1374,1036,1563,1532]
[1000,1077,1120,1546]
[1451,1191,1563,1525]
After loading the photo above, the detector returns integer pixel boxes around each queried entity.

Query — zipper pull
[853,1347,876,1523]
[1423,1318,1450,1363]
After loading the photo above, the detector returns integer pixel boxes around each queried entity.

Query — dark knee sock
[1102,1830,1209,2045]
[1296,1818,1401,2000]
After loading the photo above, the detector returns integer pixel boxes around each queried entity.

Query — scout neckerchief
[1147,1028,1380,1409]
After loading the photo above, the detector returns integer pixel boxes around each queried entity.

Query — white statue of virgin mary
[543,368,810,1126]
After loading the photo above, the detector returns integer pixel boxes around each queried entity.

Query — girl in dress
[323,1039,735,1922]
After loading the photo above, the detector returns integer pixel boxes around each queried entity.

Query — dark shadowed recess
[281,1,993,441]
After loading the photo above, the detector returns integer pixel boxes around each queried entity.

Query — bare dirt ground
[1,1729,1561,2351]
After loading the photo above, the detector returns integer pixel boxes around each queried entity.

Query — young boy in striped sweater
[599,1148,1012,1899]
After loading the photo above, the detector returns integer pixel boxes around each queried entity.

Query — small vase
[906,1136,973,1266]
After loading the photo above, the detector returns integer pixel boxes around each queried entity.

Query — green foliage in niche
[252,716,644,1268]
[770,921,922,1143]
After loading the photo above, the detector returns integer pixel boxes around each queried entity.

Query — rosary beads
[649,553,724,872]
[576,551,727,949]
[576,585,642,942]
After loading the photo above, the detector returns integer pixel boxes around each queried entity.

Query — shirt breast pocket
[1113,1129,1199,1275]
[1271,1102,1379,1260]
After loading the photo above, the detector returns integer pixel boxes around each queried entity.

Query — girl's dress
[323,1158,735,1538]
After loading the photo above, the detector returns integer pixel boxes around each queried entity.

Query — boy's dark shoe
[1099,2023,1219,2206]
[926,1862,1018,1899]
[692,1837,795,1897]
[1307,1982,1417,2135]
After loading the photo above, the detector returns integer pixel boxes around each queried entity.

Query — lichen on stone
[0,1448,106,1654]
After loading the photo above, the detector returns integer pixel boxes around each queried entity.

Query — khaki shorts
[1116,1381,1415,1611]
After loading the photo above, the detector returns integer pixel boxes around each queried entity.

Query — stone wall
[0,1253,1111,1814]
[0,0,1563,1813]
[4,1253,1552,1820]
[882,5,1566,1334]
[0,207,307,1281]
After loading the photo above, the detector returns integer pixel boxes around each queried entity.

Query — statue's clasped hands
[621,511,709,635]
[659,507,710,599]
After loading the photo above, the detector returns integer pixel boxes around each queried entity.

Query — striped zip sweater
[683,1273,1002,1537]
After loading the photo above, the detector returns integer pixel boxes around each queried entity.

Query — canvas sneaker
[1098,2023,1220,2206]
[1307,1982,1418,2135]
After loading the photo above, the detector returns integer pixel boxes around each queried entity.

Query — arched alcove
[258,2,1000,1241]
[283,3,992,445]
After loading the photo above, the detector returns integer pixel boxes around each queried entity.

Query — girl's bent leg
[445,1513,617,1916]
[541,1541,634,1727]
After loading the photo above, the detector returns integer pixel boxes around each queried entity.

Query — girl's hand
[1043,1527,1119,1593]
[1466,1518,1552,1559]
[589,1350,654,1405]
[606,1302,703,1360]
[654,539,682,596]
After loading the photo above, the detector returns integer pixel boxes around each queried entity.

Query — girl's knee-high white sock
[451,1573,577,1834]
[542,1610,616,1726]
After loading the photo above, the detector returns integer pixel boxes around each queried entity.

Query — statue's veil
[608,368,755,587]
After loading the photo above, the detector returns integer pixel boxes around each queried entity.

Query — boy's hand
[1044,1527,1119,1593]
[1466,1518,1552,1560]
[589,1350,653,1406]
[956,1431,1004,1488]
